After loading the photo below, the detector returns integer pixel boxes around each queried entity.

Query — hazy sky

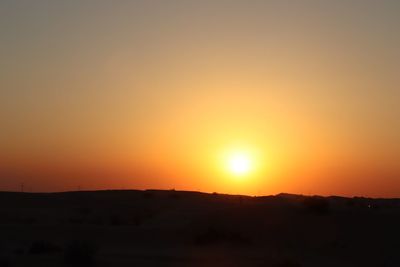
[1,0,399,196]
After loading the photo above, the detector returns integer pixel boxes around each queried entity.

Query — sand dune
[0,190,399,266]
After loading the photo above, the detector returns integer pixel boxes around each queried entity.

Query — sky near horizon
[1,0,399,196]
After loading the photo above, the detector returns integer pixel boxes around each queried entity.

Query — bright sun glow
[227,153,252,176]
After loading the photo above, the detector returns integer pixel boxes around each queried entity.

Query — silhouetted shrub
[29,241,62,254]
[303,197,330,215]
[64,241,96,265]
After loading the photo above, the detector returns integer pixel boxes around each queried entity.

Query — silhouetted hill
[0,190,399,266]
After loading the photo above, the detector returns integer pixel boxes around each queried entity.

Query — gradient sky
[1,0,399,196]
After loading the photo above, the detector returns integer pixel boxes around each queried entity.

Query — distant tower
[20,183,24,193]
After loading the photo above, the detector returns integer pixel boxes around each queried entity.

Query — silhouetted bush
[64,241,96,265]
[303,197,330,215]
[29,241,62,254]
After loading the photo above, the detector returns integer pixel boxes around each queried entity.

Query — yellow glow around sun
[215,144,265,187]
[228,153,251,175]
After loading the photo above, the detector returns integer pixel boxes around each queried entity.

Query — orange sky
[0,1,399,197]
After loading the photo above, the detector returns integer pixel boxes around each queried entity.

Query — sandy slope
[0,190,399,266]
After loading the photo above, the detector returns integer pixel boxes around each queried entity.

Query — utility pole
[20,183,24,193]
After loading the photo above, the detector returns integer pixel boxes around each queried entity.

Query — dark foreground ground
[0,190,399,267]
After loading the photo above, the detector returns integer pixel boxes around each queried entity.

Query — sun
[217,145,262,181]
[227,152,252,176]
